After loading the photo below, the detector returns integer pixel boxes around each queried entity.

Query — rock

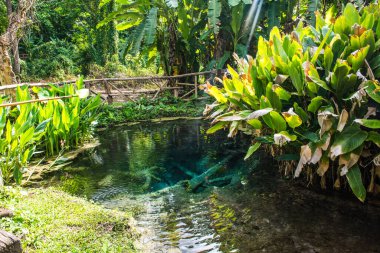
[0,230,22,253]
[0,209,13,218]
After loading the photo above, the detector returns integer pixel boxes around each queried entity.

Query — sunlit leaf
[354,119,380,129]
[282,108,302,128]
[330,126,368,159]
[308,96,325,113]
[244,143,261,160]
[207,122,228,134]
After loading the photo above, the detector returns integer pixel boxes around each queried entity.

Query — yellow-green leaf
[244,143,261,160]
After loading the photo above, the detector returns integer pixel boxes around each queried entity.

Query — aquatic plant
[203,3,380,202]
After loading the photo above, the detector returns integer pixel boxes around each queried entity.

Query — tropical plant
[0,96,48,185]
[0,78,102,185]
[31,78,102,156]
[203,3,380,202]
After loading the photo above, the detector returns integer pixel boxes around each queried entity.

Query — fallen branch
[184,155,233,192]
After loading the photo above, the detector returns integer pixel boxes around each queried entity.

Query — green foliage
[98,94,204,127]
[0,187,136,252]
[23,39,79,80]
[19,0,119,79]
[0,79,101,185]
[208,0,222,35]
[0,1,7,34]
[203,3,380,201]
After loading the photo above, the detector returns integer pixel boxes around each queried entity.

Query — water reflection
[51,120,380,253]
[57,120,250,199]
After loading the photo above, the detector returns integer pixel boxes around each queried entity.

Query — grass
[0,187,138,253]
[97,93,208,127]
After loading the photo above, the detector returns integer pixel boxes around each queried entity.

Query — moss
[0,187,138,253]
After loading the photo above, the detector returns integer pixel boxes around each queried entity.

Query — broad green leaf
[5,120,12,143]
[324,46,333,74]
[294,102,308,123]
[330,126,368,159]
[207,122,228,134]
[361,13,374,30]
[303,131,319,142]
[282,108,302,128]
[229,3,245,37]
[244,143,261,160]
[343,3,360,27]
[331,60,357,99]
[354,119,380,129]
[20,127,35,148]
[365,81,380,103]
[266,83,282,111]
[367,131,380,147]
[288,56,304,95]
[347,46,370,72]
[0,107,9,137]
[346,165,366,202]
[273,35,288,63]
[307,96,325,113]
[208,0,222,35]
[13,166,23,185]
[206,85,227,104]
[262,111,287,132]
[247,119,262,129]
[334,16,350,36]
[144,8,158,45]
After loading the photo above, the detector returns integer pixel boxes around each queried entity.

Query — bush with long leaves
[0,79,101,185]
[203,3,380,202]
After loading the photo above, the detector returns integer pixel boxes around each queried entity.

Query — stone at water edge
[0,230,22,253]
[0,209,13,218]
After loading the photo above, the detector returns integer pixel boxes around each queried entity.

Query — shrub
[203,3,380,202]
[24,39,79,80]
[0,78,101,184]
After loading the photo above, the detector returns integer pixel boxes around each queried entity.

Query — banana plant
[203,3,380,202]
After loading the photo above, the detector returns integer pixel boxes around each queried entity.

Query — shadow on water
[47,120,380,253]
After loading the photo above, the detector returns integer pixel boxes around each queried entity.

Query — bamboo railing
[0,70,221,104]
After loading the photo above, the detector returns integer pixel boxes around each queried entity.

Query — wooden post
[0,230,22,253]
[104,80,113,104]
[174,80,179,98]
[194,76,198,99]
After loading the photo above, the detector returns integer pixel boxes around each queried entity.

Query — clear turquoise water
[53,120,380,253]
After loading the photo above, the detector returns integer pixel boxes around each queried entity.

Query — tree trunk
[5,0,20,78]
[0,39,16,86]
[6,0,12,16]
[12,38,21,78]
[0,0,35,86]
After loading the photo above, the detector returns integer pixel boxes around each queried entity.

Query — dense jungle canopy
[0,0,361,83]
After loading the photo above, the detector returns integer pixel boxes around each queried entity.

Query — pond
[50,120,380,253]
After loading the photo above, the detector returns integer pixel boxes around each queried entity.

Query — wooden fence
[0,70,221,104]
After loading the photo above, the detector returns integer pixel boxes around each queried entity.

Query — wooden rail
[0,70,222,103]
[0,70,218,91]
